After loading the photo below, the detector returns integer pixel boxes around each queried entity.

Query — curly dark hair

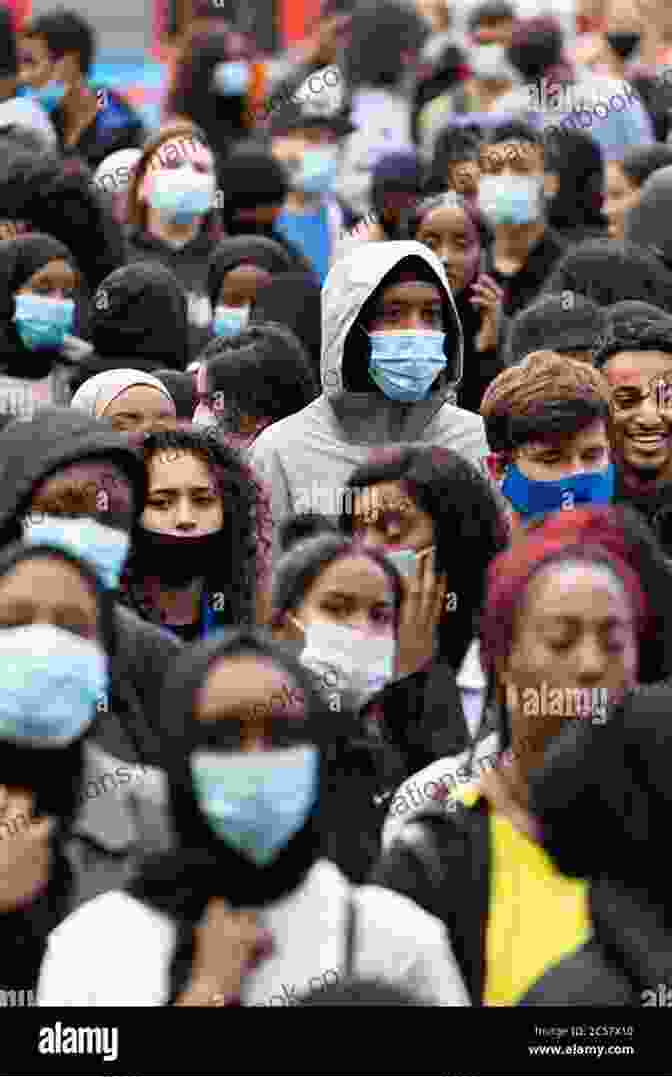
[339,445,508,670]
[541,239,672,313]
[591,307,672,369]
[121,428,270,627]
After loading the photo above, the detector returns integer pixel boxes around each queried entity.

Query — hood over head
[321,241,463,443]
[206,235,294,308]
[624,164,672,270]
[0,406,145,549]
[89,262,189,370]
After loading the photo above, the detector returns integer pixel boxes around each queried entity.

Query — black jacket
[51,86,145,171]
[613,468,672,558]
[484,227,567,320]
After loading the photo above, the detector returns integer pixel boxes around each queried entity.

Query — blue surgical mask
[148,168,216,225]
[368,330,447,402]
[211,61,251,96]
[13,293,75,352]
[383,545,435,578]
[502,463,615,520]
[22,514,130,590]
[213,304,250,338]
[0,623,107,746]
[294,148,339,195]
[191,746,319,866]
[478,174,543,226]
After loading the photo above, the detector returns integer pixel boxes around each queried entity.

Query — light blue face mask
[148,169,216,225]
[294,148,339,196]
[211,61,251,96]
[13,293,75,352]
[0,623,107,746]
[190,745,319,866]
[22,514,130,590]
[383,545,435,577]
[368,330,447,402]
[213,304,250,338]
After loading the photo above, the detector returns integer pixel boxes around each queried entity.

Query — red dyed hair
[480,519,649,675]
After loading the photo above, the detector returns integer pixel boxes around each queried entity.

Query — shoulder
[251,402,323,450]
[520,940,635,1006]
[113,603,182,655]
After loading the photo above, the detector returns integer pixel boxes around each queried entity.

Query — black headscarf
[0,233,79,377]
[206,236,294,309]
[88,262,189,372]
[250,272,322,382]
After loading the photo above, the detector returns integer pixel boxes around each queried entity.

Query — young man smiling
[480,350,614,535]
[592,304,672,550]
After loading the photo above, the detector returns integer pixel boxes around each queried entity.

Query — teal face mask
[33,81,67,112]
[22,514,130,590]
[190,745,319,866]
[213,304,250,338]
[294,148,339,195]
[13,293,74,352]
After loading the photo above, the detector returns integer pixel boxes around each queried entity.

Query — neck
[285,190,323,213]
[494,219,546,258]
[146,207,202,246]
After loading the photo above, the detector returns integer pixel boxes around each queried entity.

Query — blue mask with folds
[0,624,107,746]
[368,330,447,402]
[212,304,250,338]
[13,293,74,352]
[148,169,216,226]
[28,80,66,112]
[211,61,251,96]
[502,463,615,520]
[190,746,319,866]
[295,148,339,196]
[22,514,130,590]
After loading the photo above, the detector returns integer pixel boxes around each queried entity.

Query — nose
[575,634,608,685]
[345,610,370,632]
[636,393,663,425]
[398,309,427,330]
[173,497,197,530]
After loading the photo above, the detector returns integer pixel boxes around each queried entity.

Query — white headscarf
[70,369,176,419]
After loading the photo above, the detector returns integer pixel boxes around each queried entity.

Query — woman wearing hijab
[0,234,91,412]
[249,272,322,383]
[371,520,647,1005]
[410,193,506,413]
[37,629,469,1005]
[0,539,131,999]
[71,370,177,435]
[206,236,295,341]
[542,128,608,245]
[125,122,224,362]
[70,263,190,385]
[120,429,272,640]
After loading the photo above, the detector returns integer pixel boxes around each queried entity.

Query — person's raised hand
[396,548,448,679]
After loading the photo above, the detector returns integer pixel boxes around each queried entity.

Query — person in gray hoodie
[249,241,488,536]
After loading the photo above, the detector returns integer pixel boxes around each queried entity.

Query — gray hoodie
[249,241,488,532]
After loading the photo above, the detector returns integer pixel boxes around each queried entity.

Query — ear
[543,171,560,199]
[486,452,508,483]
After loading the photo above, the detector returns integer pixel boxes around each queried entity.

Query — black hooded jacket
[521,685,672,1004]
[0,407,182,767]
[125,226,220,363]
[69,261,190,388]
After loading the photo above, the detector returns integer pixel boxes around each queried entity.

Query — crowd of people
[0,0,671,1010]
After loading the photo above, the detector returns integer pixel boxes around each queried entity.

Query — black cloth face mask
[132,528,222,587]
[605,32,640,59]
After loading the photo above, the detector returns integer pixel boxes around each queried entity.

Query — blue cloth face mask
[213,304,250,338]
[190,745,319,866]
[0,623,107,746]
[13,293,74,352]
[502,462,615,520]
[294,148,339,195]
[211,61,251,96]
[148,168,216,225]
[22,514,130,590]
[31,80,66,112]
[478,174,543,226]
[368,331,447,402]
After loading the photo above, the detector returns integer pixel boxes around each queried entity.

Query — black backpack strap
[391,802,491,1004]
[344,890,357,979]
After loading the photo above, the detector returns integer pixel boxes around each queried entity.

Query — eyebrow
[148,485,215,495]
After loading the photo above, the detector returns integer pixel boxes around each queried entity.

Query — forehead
[103,385,175,414]
[519,419,608,453]
[197,654,300,720]
[150,137,213,169]
[20,34,50,59]
[147,448,214,486]
[603,350,672,384]
[308,554,393,596]
[482,140,541,165]
[222,263,273,288]
[377,279,442,305]
[418,205,473,237]
[524,560,629,614]
[26,259,75,282]
[0,555,96,605]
